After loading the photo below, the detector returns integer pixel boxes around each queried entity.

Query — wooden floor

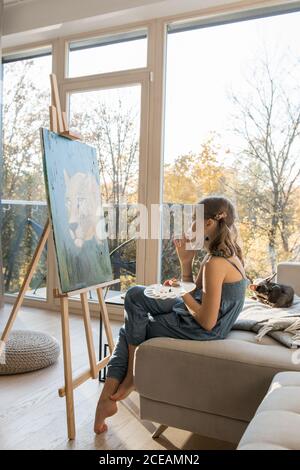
[0,304,234,450]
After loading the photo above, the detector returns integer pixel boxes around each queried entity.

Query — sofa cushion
[238,372,300,450]
[134,331,300,423]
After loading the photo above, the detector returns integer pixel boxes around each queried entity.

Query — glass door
[64,77,149,303]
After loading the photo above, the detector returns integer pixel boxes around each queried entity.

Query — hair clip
[214,211,227,221]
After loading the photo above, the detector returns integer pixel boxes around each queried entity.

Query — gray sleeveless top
[173,255,249,340]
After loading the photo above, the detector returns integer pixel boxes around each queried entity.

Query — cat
[64,170,105,248]
[249,272,294,308]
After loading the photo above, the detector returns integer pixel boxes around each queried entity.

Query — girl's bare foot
[94,398,118,434]
[110,374,135,401]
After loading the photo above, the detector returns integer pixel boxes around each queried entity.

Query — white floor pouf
[0,330,60,375]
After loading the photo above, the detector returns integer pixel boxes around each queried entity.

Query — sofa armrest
[277,262,300,296]
[237,371,300,450]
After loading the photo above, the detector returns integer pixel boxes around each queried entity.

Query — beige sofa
[134,262,300,446]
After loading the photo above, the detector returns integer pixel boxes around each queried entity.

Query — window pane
[69,86,141,295]
[68,30,147,77]
[162,11,300,283]
[2,53,52,298]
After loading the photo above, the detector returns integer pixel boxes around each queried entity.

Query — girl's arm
[181,257,225,331]
[181,261,193,282]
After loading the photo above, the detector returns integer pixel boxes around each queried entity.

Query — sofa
[237,371,300,450]
[134,262,300,448]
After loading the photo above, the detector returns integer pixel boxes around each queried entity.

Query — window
[162,10,300,282]
[2,49,52,298]
[68,29,148,77]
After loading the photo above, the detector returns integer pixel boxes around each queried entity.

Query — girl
[94,195,248,434]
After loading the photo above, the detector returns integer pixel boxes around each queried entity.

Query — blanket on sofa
[232,295,300,348]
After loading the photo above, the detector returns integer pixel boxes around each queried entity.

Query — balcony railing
[1,200,137,301]
[1,199,197,303]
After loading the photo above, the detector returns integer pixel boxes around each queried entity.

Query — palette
[144,282,196,300]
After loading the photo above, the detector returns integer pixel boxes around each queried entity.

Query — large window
[162,10,300,282]
[2,50,52,298]
[2,6,300,312]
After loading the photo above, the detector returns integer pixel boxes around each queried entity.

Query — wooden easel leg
[80,292,97,379]
[60,295,76,440]
[0,220,51,353]
[57,287,115,399]
[96,287,115,354]
[152,424,168,439]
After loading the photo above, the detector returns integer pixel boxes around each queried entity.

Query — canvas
[40,128,113,293]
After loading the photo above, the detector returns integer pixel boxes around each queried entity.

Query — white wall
[3,0,162,35]
[2,0,243,48]
[3,0,300,49]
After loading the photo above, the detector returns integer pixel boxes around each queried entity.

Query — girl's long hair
[199,195,244,265]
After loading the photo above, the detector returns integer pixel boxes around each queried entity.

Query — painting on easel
[40,128,113,293]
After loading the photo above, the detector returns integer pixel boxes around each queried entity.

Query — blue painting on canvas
[41,128,113,293]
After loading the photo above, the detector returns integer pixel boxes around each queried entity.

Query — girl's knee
[124,285,145,305]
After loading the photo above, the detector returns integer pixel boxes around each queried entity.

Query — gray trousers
[106,285,201,382]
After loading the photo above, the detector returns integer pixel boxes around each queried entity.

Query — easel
[0,74,118,440]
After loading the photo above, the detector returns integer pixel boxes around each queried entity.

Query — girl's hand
[173,236,196,266]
